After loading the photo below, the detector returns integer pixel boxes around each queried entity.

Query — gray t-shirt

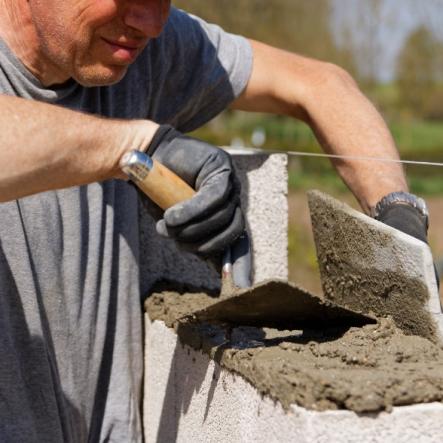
[0,8,252,443]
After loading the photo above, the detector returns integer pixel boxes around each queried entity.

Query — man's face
[29,0,171,86]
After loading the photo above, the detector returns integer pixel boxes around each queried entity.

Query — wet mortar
[308,190,439,342]
[146,290,443,414]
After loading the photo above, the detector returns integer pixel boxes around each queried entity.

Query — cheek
[30,1,119,49]
[73,0,119,30]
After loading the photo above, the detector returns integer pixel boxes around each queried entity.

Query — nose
[123,0,170,37]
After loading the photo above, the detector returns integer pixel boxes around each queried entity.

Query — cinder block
[308,190,442,341]
[144,318,443,443]
[142,170,443,443]
[138,153,288,294]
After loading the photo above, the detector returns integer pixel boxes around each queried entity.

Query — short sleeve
[145,8,253,132]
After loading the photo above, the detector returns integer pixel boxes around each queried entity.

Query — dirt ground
[288,191,443,298]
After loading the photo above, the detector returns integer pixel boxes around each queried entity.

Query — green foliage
[192,112,443,197]
[408,175,443,195]
[176,1,443,197]
[173,0,358,74]
[288,168,443,196]
[286,118,443,196]
[173,1,443,121]
[288,220,319,279]
[191,112,320,152]
[389,120,443,163]
[396,26,443,119]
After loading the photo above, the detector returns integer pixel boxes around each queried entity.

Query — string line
[235,147,443,167]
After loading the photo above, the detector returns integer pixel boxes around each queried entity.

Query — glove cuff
[372,191,429,230]
[377,204,428,244]
[145,124,178,156]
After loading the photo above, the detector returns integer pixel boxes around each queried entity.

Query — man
[0,1,432,441]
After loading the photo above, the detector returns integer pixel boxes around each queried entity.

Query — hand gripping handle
[121,150,252,289]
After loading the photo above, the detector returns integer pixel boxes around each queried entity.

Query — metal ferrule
[119,150,154,183]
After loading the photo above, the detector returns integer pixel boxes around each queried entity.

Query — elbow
[305,61,361,103]
[323,62,358,88]
[296,61,362,124]
[281,57,362,123]
[313,61,359,90]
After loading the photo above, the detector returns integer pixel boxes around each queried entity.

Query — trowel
[121,150,376,329]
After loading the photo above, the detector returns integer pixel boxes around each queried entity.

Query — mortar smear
[146,291,443,413]
[308,190,439,342]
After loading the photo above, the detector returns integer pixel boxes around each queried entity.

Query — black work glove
[376,203,440,289]
[143,125,244,257]
[376,204,428,244]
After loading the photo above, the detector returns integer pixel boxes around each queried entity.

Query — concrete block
[308,190,442,341]
[138,153,288,295]
[142,178,443,443]
[144,318,443,443]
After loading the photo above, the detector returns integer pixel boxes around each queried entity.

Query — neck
[0,0,68,86]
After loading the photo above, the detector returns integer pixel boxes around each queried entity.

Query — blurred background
[174,0,443,295]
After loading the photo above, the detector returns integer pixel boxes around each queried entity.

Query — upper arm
[230,39,345,122]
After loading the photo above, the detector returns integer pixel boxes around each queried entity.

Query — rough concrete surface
[308,190,442,342]
[138,153,288,296]
[146,291,443,414]
[141,164,443,442]
[144,317,443,443]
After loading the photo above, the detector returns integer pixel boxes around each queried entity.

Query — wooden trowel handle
[138,159,195,209]
[120,150,196,210]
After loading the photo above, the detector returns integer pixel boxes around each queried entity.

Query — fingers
[163,170,233,227]
[194,206,245,255]
[157,193,238,242]
[156,206,245,256]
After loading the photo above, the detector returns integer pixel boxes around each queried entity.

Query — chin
[74,64,129,87]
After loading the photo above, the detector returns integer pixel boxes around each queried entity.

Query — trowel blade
[191,279,376,329]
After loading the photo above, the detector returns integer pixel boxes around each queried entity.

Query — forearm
[233,40,408,214]
[302,65,408,214]
[0,95,158,202]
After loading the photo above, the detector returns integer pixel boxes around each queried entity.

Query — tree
[396,26,443,118]
[173,0,357,74]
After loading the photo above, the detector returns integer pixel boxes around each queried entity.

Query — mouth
[101,37,144,63]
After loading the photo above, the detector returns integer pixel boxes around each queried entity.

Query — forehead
[28,0,117,16]
[29,0,170,18]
